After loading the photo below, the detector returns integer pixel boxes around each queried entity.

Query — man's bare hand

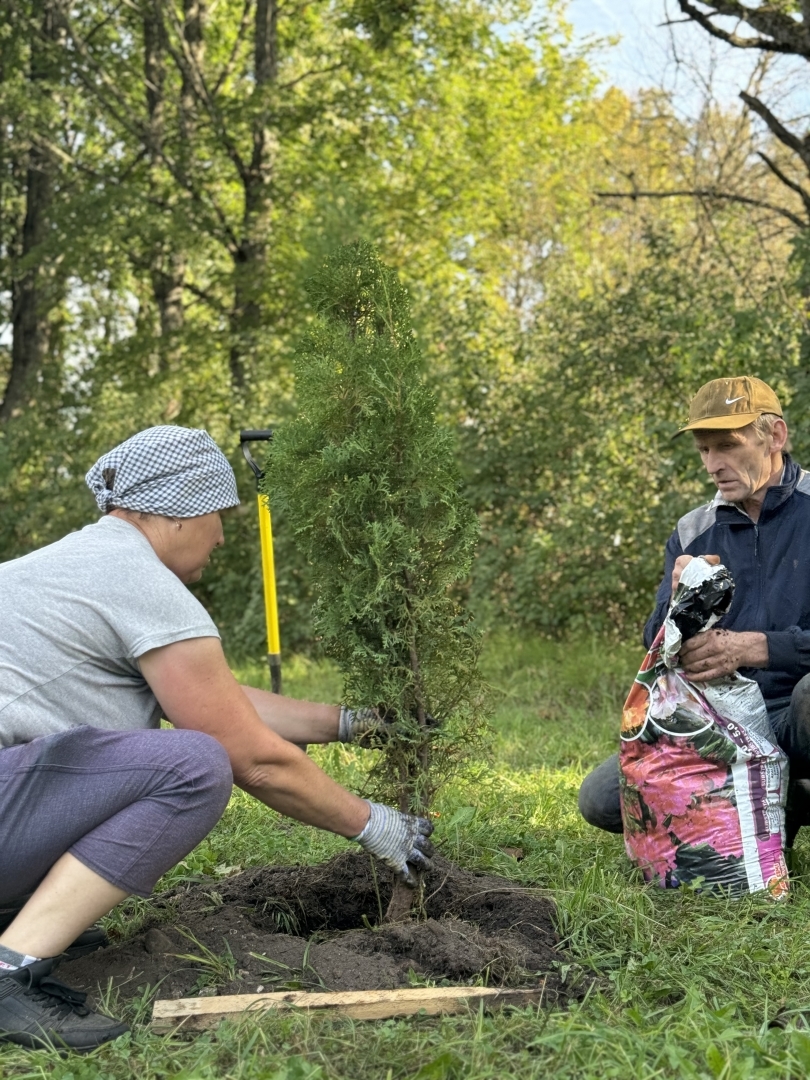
[671,553,721,594]
[678,629,769,681]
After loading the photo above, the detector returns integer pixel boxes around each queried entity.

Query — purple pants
[0,726,233,902]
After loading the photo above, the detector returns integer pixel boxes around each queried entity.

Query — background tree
[0,0,603,654]
[1,0,805,660]
[460,240,803,636]
[674,1,810,221]
[436,77,807,639]
[0,0,68,423]
[267,242,485,919]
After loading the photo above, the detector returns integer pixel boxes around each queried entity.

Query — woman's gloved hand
[338,706,438,748]
[351,801,434,886]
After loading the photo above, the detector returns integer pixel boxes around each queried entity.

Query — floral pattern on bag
[620,627,788,899]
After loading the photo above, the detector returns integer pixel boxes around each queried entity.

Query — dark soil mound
[65,853,588,1007]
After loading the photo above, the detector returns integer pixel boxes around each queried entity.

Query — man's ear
[771,418,789,454]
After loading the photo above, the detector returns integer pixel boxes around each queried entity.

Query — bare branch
[83,1,127,46]
[277,61,344,93]
[182,279,227,313]
[594,187,808,229]
[757,151,810,215]
[706,1,810,52]
[676,0,807,55]
[740,90,810,171]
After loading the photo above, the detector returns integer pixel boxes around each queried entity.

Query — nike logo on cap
[725,395,745,404]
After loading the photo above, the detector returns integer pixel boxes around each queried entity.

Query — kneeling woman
[0,426,432,1051]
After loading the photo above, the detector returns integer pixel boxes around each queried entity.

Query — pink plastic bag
[619,559,788,898]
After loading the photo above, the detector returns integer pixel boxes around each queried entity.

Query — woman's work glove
[338,707,388,746]
[338,706,438,748]
[351,801,434,886]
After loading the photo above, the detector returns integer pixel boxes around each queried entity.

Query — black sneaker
[62,927,110,963]
[0,960,129,1051]
[0,910,109,962]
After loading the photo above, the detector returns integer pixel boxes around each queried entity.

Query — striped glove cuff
[351,801,434,887]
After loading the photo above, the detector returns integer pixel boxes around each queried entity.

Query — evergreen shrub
[267,242,487,819]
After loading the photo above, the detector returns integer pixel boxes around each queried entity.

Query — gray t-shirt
[0,516,219,747]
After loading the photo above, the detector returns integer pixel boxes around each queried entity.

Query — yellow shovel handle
[257,493,282,693]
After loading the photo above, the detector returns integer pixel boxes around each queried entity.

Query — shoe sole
[0,1025,129,1053]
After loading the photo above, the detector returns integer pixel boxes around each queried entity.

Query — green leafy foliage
[0,0,603,659]
[268,243,485,812]
[2,0,806,662]
[459,238,805,639]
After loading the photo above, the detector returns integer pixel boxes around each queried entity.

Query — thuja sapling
[266,242,487,921]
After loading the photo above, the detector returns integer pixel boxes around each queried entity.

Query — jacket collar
[714,453,801,522]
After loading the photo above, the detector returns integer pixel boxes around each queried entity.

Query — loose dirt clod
[65,853,589,1007]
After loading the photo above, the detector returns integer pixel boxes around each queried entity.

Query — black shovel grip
[239,429,274,484]
[239,429,274,443]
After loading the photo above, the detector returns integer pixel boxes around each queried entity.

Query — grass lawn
[4,633,810,1078]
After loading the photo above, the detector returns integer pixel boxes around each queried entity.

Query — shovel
[239,430,282,695]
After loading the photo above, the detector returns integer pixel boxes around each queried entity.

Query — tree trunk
[143,4,185,369]
[151,250,185,339]
[384,626,429,923]
[180,0,204,146]
[229,0,277,389]
[0,0,58,423]
[385,878,418,922]
[143,10,165,142]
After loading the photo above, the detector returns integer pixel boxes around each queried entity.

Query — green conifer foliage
[267,242,485,824]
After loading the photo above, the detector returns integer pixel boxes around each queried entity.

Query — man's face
[692,425,775,503]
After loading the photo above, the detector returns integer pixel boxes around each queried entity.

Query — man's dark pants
[578,673,810,844]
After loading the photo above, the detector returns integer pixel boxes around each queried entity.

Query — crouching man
[580,376,810,843]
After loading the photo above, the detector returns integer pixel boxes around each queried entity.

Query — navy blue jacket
[644,454,810,706]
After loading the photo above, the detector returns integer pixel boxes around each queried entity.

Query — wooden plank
[151,985,548,1032]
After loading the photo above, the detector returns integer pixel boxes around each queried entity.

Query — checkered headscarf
[86,426,240,518]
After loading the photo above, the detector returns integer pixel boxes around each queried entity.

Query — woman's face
[170,511,225,583]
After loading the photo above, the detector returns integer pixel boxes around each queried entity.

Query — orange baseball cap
[676,376,782,435]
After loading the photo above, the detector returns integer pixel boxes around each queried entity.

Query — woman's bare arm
[239,685,339,744]
[139,637,368,837]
